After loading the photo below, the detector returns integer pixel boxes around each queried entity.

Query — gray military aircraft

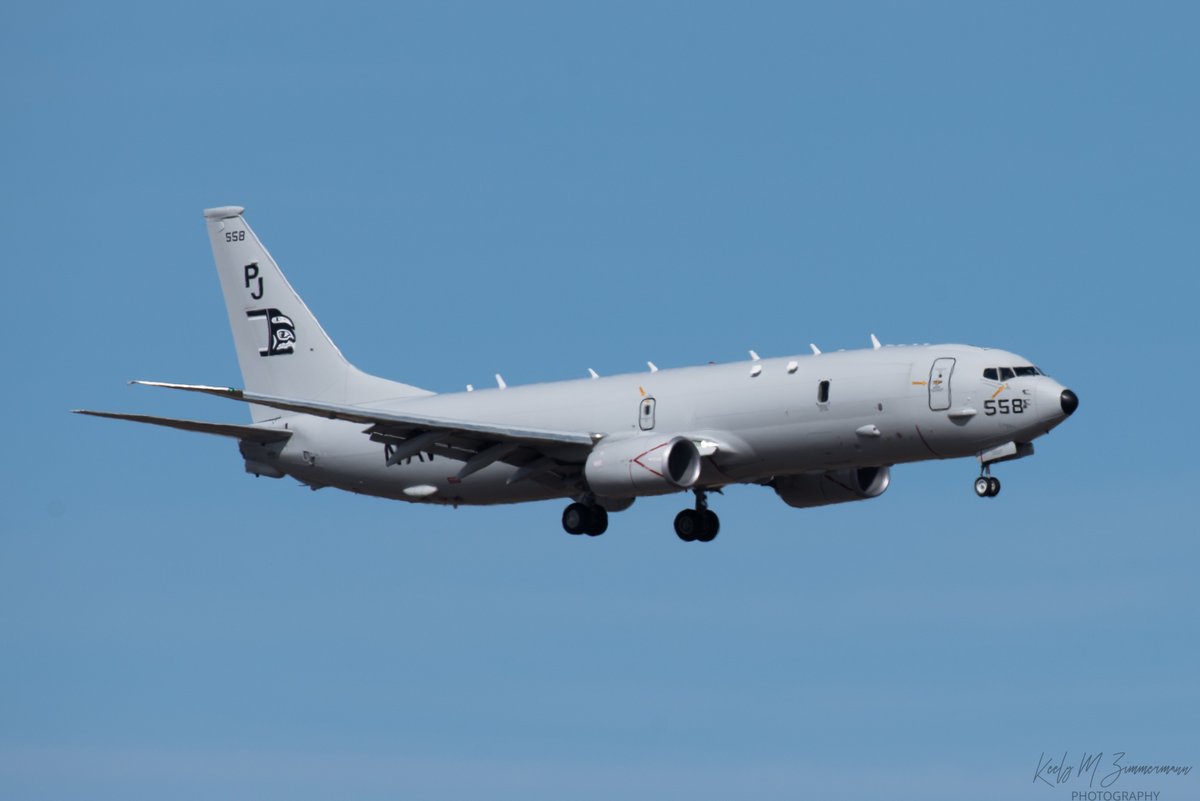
[76,206,1078,542]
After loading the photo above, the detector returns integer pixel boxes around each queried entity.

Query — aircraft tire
[987,477,1001,497]
[974,477,990,497]
[696,510,720,542]
[585,506,608,536]
[563,503,590,535]
[674,509,700,542]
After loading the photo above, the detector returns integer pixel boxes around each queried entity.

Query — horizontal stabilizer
[72,410,292,443]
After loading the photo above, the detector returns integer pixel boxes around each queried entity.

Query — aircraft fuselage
[274,344,1073,506]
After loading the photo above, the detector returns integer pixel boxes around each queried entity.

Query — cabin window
[817,380,830,404]
[999,367,1016,381]
[1013,366,1039,377]
[983,368,998,381]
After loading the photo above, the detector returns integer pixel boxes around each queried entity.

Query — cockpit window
[985,365,1044,381]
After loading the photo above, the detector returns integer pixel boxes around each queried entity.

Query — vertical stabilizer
[203,206,430,421]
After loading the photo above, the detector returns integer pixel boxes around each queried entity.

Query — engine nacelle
[772,466,891,509]
[585,435,702,497]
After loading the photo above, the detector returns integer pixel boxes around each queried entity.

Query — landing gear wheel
[676,491,720,541]
[696,509,720,542]
[986,476,1001,497]
[564,503,608,536]
[584,506,608,536]
[974,477,990,498]
[674,509,700,542]
[675,502,720,542]
[562,503,590,535]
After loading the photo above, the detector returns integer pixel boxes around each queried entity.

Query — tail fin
[203,206,431,421]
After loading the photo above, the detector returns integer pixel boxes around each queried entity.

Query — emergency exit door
[639,397,656,430]
[928,358,955,411]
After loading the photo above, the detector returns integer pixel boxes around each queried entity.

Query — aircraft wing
[71,409,293,443]
[128,381,600,484]
[130,381,599,447]
[93,383,745,487]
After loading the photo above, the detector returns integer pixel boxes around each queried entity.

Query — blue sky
[2,2,1197,799]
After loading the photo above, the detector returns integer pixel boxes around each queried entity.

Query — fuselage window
[1013,366,1038,377]
[983,368,998,381]
[999,367,1016,381]
[817,380,830,403]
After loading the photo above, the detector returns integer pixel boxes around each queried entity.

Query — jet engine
[585,434,702,497]
[772,466,891,509]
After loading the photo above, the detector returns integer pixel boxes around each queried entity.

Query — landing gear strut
[674,489,720,542]
[562,502,608,536]
[974,468,1001,498]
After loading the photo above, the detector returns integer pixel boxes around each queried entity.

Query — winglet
[810,343,821,356]
[647,361,659,373]
[870,334,882,350]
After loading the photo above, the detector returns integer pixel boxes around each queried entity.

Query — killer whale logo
[246,308,295,356]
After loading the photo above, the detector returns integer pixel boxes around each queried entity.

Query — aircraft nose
[1060,389,1079,416]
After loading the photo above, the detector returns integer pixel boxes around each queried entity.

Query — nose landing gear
[674,489,720,542]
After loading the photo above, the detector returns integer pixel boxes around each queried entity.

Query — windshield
[983,365,1042,381]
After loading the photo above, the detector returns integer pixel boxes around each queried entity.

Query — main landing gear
[562,502,608,536]
[974,470,1001,498]
[674,489,720,543]
[561,491,721,541]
